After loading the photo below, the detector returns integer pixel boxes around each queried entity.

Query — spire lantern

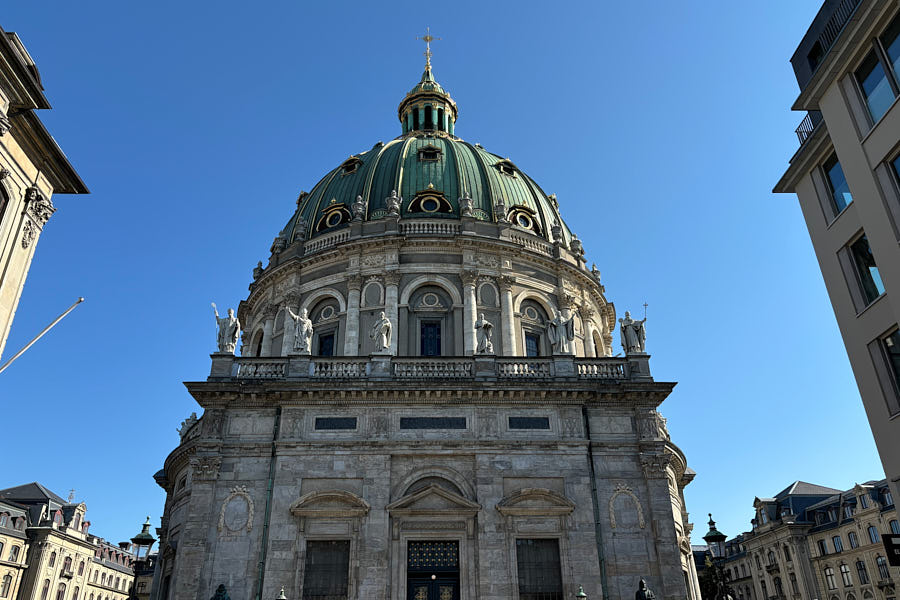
[399,28,458,136]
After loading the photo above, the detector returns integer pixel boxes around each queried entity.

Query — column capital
[460,269,479,287]
[383,270,401,286]
[347,274,363,291]
[498,275,516,292]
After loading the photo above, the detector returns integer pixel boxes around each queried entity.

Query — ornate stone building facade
[0,25,87,360]
[715,479,899,600]
[0,483,136,600]
[153,53,700,600]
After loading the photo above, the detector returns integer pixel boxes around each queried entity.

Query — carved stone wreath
[609,483,646,529]
[218,485,254,534]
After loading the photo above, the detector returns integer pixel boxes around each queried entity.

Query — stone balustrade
[212,354,647,383]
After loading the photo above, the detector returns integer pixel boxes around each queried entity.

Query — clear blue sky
[1,1,883,547]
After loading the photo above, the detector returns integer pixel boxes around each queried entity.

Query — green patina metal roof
[277,68,573,246]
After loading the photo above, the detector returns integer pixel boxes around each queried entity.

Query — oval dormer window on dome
[316,200,352,232]
[340,156,362,176]
[507,206,542,235]
[408,188,453,215]
[495,159,518,178]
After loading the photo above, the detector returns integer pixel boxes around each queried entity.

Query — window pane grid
[302,541,350,600]
[516,539,562,600]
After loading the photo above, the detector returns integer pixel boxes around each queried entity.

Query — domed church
[153,42,701,600]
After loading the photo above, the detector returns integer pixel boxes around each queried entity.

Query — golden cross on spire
[417,27,441,71]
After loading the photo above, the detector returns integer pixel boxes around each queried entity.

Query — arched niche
[361,280,384,308]
[518,298,551,357]
[250,329,264,357]
[608,484,645,530]
[402,285,458,356]
[307,296,342,357]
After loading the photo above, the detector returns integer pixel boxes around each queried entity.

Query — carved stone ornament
[218,485,254,534]
[190,456,222,481]
[459,193,474,217]
[346,274,363,291]
[361,254,385,269]
[383,270,401,286]
[608,483,646,529]
[177,412,199,441]
[475,254,499,269]
[25,187,55,225]
[460,269,479,287]
[639,453,672,479]
[0,167,9,180]
[253,261,263,280]
[352,195,366,221]
[20,221,36,249]
[0,114,10,136]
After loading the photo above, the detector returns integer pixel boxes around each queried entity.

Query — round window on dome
[320,306,335,320]
[326,212,343,227]
[421,197,440,212]
[516,213,533,229]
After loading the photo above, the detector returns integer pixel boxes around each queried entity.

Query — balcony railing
[795,111,823,146]
[214,355,646,382]
[814,0,861,64]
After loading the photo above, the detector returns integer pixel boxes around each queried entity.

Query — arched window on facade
[72,586,79,600]
[520,299,550,357]
[868,525,879,544]
[63,556,72,573]
[824,566,837,590]
[856,559,869,584]
[0,574,11,598]
[78,561,85,576]
[783,544,791,562]
[73,514,80,530]
[773,577,783,597]
[0,186,8,232]
[40,580,50,600]
[49,552,56,567]
[876,555,889,580]
[8,547,18,562]
[840,563,852,586]
[767,550,776,565]
[0,513,7,527]
[100,574,105,587]
[55,583,66,600]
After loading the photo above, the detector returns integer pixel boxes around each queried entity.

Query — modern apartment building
[774,0,900,504]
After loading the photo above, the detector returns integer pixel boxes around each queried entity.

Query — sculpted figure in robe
[547,309,575,354]
[619,311,647,354]
[474,313,494,354]
[212,303,241,354]
[285,306,314,354]
[370,311,392,351]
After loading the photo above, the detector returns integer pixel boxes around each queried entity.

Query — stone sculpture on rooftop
[619,311,647,354]
[285,306,314,355]
[212,303,240,354]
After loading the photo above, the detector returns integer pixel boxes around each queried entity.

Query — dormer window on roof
[418,145,441,162]
[340,157,362,176]
[495,159,517,177]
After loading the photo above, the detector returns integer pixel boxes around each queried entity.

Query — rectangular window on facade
[857,559,870,584]
[314,417,357,430]
[861,494,870,508]
[515,539,563,600]
[847,235,886,306]
[508,417,551,430]
[833,535,844,553]
[886,491,894,506]
[856,51,896,123]
[825,566,837,590]
[400,417,466,429]
[317,333,335,357]
[882,13,900,80]
[823,154,853,215]
[302,540,350,600]
[849,531,859,548]
[868,327,900,417]
[890,519,900,534]
[869,525,880,544]
[818,539,829,556]
[840,563,853,586]
[525,333,540,358]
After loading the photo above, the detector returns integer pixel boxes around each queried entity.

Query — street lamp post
[702,514,733,600]
[129,517,156,600]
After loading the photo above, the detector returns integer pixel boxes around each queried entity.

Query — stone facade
[714,480,899,600]
[153,57,700,600]
[0,483,136,600]
[0,499,29,600]
[0,25,87,360]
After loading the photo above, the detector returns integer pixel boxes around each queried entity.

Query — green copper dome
[276,66,574,248]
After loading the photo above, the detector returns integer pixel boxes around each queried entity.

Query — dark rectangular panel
[508,417,551,430]
[314,417,357,430]
[400,417,466,429]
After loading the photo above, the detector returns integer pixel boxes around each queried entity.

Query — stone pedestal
[552,354,576,377]
[627,353,652,380]
[209,353,235,379]
[474,355,496,379]
[368,352,392,378]
[288,355,312,377]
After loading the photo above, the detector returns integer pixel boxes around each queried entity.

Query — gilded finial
[417,27,441,72]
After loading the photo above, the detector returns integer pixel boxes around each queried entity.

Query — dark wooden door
[420,322,441,356]
[407,577,459,600]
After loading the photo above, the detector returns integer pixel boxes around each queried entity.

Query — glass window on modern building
[869,328,900,414]
[855,51,896,122]
[823,154,853,215]
[841,235,885,308]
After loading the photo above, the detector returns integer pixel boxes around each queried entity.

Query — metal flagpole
[0,297,85,375]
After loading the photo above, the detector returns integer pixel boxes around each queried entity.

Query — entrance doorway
[407,541,459,600]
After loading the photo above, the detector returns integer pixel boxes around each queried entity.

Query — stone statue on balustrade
[474,313,494,354]
[548,309,575,354]
[370,311,392,351]
[212,303,241,354]
[619,311,647,354]
[285,306,314,355]
[386,190,401,217]
[352,195,366,221]
[459,193,474,217]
